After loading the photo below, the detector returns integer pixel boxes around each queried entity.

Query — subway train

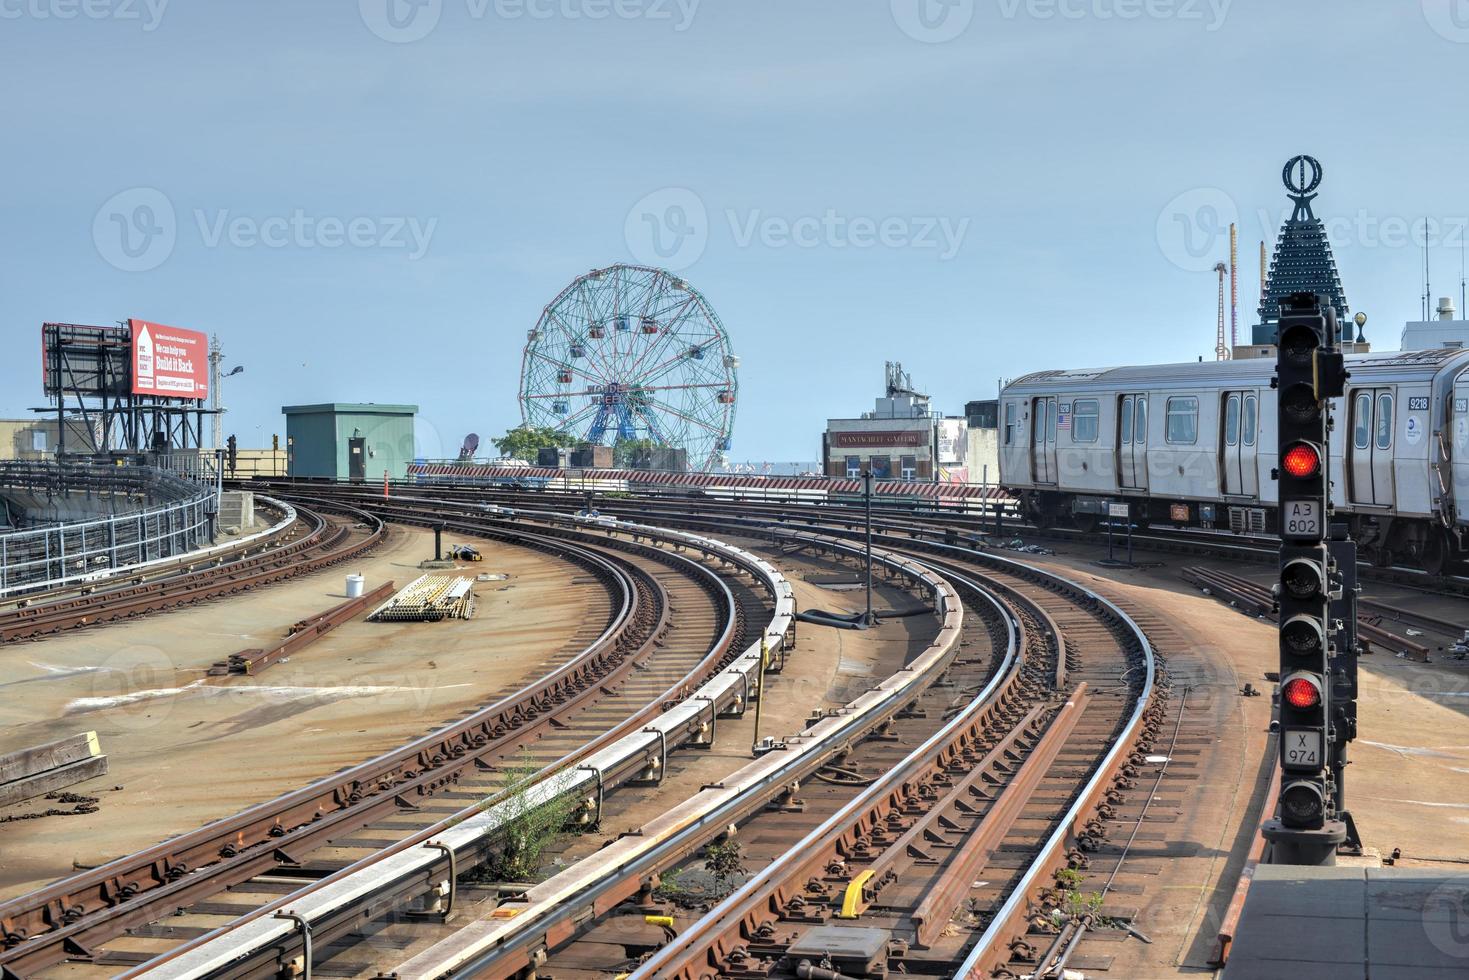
[998,348,1469,573]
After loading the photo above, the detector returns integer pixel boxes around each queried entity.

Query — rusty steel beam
[219,580,396,675]
[0,529,650,977]
[912,686,1091,947]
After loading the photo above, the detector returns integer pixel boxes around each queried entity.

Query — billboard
[129,319,208,399]
[936,418,968,465]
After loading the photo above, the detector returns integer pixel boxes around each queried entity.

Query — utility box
[536,446,569,468]
[630,447,688,472]
[282,403,418,481]
[569,445,613,468]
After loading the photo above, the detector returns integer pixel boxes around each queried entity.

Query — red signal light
[1282,443,1322,479]
[1282,676,1322,709]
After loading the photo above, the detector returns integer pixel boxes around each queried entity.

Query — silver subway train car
[998,349,1469,573]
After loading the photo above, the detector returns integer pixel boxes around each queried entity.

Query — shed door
[1117,394,1148,490]
[349,436,367,482]
[1221,391,1259,498]
[1031,397,1057,484]
[1349,388,1394,507]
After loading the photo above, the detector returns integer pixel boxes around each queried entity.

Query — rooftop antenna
[1423,218,1431,322]
[1460,223,1465,321]
[1214,262,1229,361]
[1229,222,1239,351]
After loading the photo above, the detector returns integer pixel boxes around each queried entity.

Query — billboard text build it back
[129,319,207,400]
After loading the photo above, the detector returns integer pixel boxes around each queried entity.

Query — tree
[492,426,577,463]
[613,436,661,468]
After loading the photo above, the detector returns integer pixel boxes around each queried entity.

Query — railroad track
[248,476,1469,595]
[115,522,944,980]
[463,537,1158,980]
[136,490,1167,979]
[0,498,383,643]
[0,504,778,979]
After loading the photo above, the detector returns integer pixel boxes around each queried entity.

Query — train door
[1221,391,1260,497]
[1117,393,1148,489]
[1349,388,1394,506]
[1031,396,1057,484]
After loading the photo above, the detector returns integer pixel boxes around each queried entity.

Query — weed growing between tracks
[468,751,581,882]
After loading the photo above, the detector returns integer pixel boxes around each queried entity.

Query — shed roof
[281,403,419,416]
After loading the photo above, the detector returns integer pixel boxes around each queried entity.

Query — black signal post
[1264,292,1356,865]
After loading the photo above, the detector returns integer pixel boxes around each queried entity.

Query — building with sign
[283,403,418,481]
[822,363,968,482]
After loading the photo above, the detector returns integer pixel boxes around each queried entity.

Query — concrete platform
[1224,865,1469,978]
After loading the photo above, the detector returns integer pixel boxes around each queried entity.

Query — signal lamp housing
[1282,443,1322,480]
[1282,615,1326,655]
[1282,674,1323,710]
[1280,779,1326,828]
[1282,558,1327,600]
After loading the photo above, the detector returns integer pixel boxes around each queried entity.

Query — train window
[1073,399,1100,443]
[1166,396,1198,444]
[1353,392,1371,450]
[1136,397,1147,443]
[1243,395,1257,447]
[1376,393,1393,450]
[1120,397,1134,444]
[1004,402,1016,446]
[1224,395,1240,447]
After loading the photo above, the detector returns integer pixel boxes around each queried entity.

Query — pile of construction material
[367,574,476,622]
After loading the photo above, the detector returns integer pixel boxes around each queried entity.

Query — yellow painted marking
[837,870,875,919]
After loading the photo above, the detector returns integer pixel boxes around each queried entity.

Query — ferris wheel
[519,265,739,470]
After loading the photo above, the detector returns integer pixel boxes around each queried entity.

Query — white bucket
[345,574,365,598]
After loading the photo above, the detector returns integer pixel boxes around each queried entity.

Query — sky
[3,0,1468,464]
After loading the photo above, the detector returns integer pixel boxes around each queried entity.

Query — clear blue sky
[3,1,1466,462]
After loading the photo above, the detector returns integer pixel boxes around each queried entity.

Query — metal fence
[0,462,215,595]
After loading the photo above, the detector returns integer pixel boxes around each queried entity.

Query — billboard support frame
[35,321,213,457]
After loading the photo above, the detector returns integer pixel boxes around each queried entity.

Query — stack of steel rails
[366,574,475,622]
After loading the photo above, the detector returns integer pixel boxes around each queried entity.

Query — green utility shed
[282,403,418,481]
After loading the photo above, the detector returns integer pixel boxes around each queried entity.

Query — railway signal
[1264,292,1353,865]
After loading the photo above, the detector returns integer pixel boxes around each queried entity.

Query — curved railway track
[101,487,1169,980]
[0,498,383,643]
[0,506,778,979]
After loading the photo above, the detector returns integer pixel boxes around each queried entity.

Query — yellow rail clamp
[644,915,676,930]
[837,870,876,919]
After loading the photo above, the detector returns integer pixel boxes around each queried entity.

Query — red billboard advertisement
[129,319,208,399]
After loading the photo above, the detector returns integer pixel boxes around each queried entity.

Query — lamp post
[862,466,875,627]
[208,335,244,451]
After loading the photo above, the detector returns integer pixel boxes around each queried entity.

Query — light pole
[208,335,244,451]
[862,466,875,627]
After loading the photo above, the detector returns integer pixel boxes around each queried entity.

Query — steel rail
[116,524,818,980]
[952,563,1156,978]
[621,565,1023,980]
[0,496,299,609]
[0,500,380,642]
[0,521,642,977]
[374,529,963,980]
